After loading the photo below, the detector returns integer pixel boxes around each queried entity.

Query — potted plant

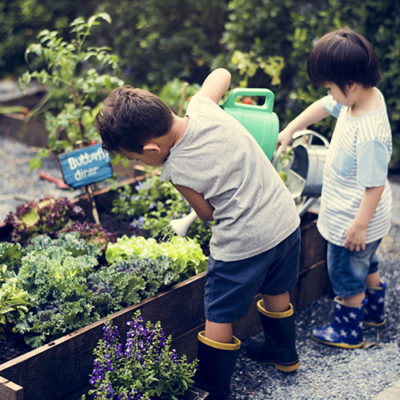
[18,12,124,170]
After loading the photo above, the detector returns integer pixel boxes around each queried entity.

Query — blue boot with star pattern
[311,297,364,349]
[364,280,387,327]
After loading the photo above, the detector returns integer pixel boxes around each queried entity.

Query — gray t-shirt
[161,94,299,261]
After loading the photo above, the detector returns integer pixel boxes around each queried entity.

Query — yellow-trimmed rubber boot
[246,300,299,372]
[194,331,241,400]
[311,297,364,349]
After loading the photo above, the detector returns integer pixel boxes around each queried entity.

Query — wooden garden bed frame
[0,180,330,400]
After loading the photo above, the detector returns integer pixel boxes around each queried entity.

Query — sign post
[58,143,113,224]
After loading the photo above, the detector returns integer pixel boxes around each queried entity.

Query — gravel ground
[1,136,399,399]
[0,136,78,220]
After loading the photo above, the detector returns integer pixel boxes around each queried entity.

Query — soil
[0,330,31,364]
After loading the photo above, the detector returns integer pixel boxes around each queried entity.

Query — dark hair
[94,86,173,153]
[307,28,380,94]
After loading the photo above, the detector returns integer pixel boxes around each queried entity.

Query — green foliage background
[1,0,399,169]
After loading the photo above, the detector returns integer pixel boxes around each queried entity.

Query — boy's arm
[344,186,385,252]
[278,98,329,153]
[197,68,231,104]
[171,183,214,221]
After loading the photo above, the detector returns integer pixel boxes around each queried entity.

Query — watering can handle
[293,129,330,147]
[222,88,275,113]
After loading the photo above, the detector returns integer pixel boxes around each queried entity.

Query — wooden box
[0,184,329,400]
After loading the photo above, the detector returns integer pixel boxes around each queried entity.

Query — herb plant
[83,310,197,400]
[18,12,124,169]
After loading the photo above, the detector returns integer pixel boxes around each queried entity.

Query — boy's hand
[277,128,294,154]
[344,223,367,252]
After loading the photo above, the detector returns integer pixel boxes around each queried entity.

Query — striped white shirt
[317,90,392,246]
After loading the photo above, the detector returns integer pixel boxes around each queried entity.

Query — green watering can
[221,88,279,160]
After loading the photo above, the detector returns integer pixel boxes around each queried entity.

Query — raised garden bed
[0,179,330,400]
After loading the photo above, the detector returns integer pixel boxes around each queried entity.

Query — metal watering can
[273,129,330,216]
[221,88,279,160]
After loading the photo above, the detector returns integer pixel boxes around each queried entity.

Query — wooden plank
[0,376,23,400]
[300,218,327,272]
[291,260,333,309]
[0,114,48,148]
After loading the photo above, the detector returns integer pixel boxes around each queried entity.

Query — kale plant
[59,220,116,252]
[15,233,100,348]
[0,242,24,273]
[88,255,180,316]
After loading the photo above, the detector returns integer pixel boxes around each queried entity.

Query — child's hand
[344,223,367,252]
[277,128,294,154]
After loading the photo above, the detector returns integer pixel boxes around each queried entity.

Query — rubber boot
[364,280,387,327]
[245,300,299,372]
[194,331,241,400]
[311,297,364,349]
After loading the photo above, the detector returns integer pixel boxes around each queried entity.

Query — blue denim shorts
[204,227,300,324]
[327,239,381,298]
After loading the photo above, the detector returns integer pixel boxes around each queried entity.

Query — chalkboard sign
[58,143,113,189]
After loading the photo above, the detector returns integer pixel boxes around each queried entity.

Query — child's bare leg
[366,270,381,288]
[262,291,290,312]
[341,292,365,307]
[341,271,381,307]
[205,320,233,343]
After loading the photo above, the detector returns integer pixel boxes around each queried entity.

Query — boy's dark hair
[94,86,173,154]
[307,28,380,94]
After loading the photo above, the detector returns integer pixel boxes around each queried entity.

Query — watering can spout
[170,210,198,237]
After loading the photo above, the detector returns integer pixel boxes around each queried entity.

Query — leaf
[29,156,43,170]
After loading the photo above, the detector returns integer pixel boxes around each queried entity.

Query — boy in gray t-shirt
[95,68,300,400]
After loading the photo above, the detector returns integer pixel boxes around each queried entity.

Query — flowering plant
[83,310,197,400]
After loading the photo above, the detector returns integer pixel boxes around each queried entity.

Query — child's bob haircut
[94,86,173,154]
[307,28,380,94]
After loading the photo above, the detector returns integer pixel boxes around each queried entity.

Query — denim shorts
[204,227,300,324]
[327,239,381,298]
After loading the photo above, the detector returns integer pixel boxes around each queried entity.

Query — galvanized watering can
[289,129,330,197]
[273,129,330,216]
[221,88,279,160]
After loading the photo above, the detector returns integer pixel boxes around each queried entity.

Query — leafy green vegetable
[0,265,29,331]
[5,196,85,245]
[15,233,100,347]
[105,235,207,279]
[111,175,212,250]
[0,242,24,273]
[88,255,178,315]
